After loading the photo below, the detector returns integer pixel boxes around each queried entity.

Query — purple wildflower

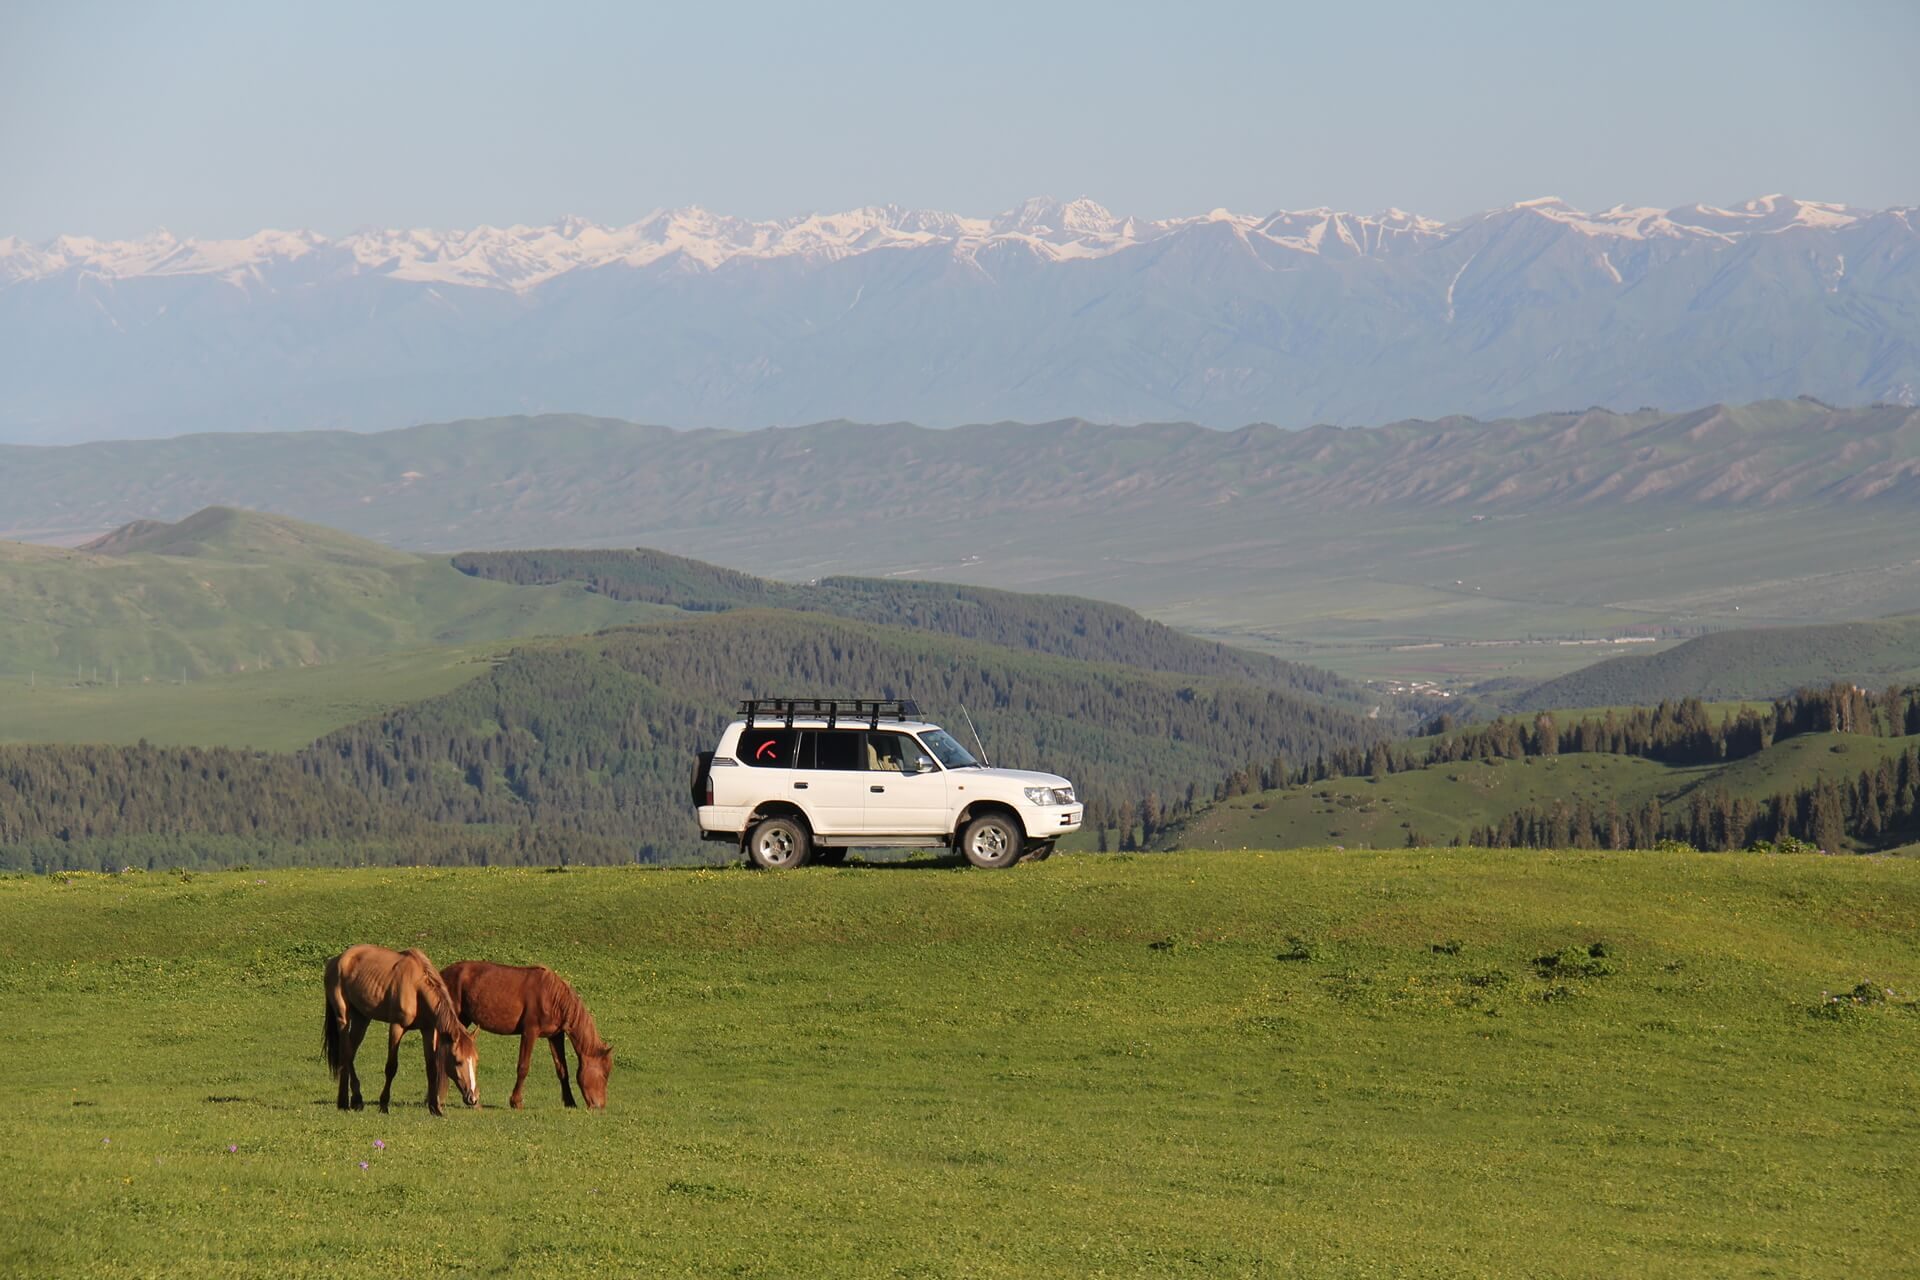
[227,1145,238,1154]
[102,1138,110,1145]
[373,1140,385,1150]
[358,1161,369,1170]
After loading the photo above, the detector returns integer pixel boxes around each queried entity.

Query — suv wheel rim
[760,828,795,864]
[971,824,1009,860]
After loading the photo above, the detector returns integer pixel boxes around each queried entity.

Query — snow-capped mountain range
[2,195,1915,443]
[0,195,1883,291]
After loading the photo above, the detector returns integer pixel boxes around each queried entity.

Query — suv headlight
[1024,785,1076,806]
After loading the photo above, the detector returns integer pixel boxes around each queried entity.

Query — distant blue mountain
[2,195,1914,443]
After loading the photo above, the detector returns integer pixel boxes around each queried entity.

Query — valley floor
[3,850,1915,1278]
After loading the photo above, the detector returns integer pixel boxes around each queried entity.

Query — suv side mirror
[906,754,934,775]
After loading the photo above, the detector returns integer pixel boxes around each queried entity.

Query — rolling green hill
[1172,725,1920,855]
[3,508,1369,750]
[1175,753,1691,852]
[452,548,1366,709]
[3,852,1915,1278]
[1512,617,1920,709]
[9,400,1920,687]
[0,507,674,683]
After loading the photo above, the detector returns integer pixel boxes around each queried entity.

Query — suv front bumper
[1023,804,1084,839]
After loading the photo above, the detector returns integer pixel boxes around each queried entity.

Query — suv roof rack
[740,697,921,730]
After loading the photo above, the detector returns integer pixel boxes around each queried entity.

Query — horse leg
[379,1022,404,1113]
[344,1013,371,1111]
[511,1031,536,1109]
[334,1020,354,1111]
[423,1028,445,1117]
[549,1033,577,1108]
[333,1002,355,1110]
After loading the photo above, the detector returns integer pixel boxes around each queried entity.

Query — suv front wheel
[747,816,811,870]
[960,813,1023,869]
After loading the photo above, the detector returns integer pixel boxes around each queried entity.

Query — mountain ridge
[4,195,1896,290]
[7,400,1919,549]
[10,401,1920,665]
[5,197,1915,443]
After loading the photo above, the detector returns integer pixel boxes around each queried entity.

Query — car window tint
[737,728,797,767]
[812,730,863,771]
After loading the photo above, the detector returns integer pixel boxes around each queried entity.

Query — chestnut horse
[323,945,479,1116]
[441,961,614,1109]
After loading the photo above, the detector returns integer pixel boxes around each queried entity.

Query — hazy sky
[5,0,1916,240]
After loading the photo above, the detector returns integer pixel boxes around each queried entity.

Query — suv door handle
[870,785,885,793]
[793,782,808,790]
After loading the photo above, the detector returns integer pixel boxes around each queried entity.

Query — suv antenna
[959,703,991,768]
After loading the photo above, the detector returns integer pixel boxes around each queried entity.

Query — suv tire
[1020,840,1056,864]
[747,816,811,870]
[960,813,1023,869]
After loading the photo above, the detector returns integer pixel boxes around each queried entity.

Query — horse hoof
[350,1099,365,1111]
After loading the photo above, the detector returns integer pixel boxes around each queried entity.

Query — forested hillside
[2,609,1379,870]
[1175,683,1920,856]
[1511,617,1920,709]
[452,548,1364,708]
[301,610,1378,859]
[0,740,642,873]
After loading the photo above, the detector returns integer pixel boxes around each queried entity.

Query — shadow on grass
[840,853,970,872]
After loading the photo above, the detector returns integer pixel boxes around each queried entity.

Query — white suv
[692,698,1083,869]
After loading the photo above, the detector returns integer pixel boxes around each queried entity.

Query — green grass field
[5,850,1916,1278]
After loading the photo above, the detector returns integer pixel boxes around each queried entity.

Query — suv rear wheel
[960,813,1023,869]
[747,816,811,870]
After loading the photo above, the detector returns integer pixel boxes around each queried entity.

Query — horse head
[579,1042,614,1109]
[441,1026,481,1108]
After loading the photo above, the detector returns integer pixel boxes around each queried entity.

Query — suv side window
[866,731,935,773]
[807,730,864,771]
[737,728,798,767]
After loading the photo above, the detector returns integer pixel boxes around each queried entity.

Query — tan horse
[441,961,613,1109]
[323,945,480,1116]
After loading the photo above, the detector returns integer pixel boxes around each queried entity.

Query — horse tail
[322,956,345,1078]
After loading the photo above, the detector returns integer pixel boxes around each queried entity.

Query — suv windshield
[919,728,979,769]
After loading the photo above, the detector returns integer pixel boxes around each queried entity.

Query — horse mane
[403,948,467,1041]
[545,969,607,1055]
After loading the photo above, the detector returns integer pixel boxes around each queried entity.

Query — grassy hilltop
[0,507,672,684]
[3,850,1915,1279]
